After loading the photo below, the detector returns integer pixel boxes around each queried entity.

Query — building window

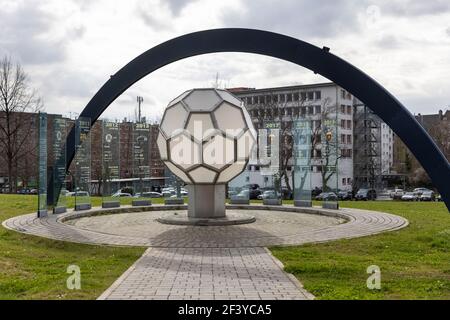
[346,120,352,129]
[341,105,346,114]
[341,89,346,99]
[315,105,321,114]
[280,94,286,103]
[341,119,345,129]
[307,92,314,100]
[300,92,306,101]
[287,93,292,102]
[347,134,352,144]
[293,93,299,101]
[308,106,313,115]
[315,91,321,100]
[342,178,346,185]
[347,105,352,114]
[341,134,346,144]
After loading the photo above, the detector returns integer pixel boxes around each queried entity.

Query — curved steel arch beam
[55,28,450,211]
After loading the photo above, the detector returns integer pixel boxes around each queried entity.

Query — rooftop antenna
[136,96,143,122]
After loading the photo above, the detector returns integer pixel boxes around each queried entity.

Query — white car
[401,192,418,201]
[111,192,132,198]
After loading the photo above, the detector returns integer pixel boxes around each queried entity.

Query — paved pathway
[2,205,408,300]
[98,247,313,300]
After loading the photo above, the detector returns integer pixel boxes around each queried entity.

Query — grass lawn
[0,195,449,300]
[270,201,450,300]
[0,194,145,300]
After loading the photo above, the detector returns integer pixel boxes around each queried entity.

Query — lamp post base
[187,184,225,218]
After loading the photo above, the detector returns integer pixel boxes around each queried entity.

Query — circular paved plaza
[2,205,408,300]
[2,205,408,248]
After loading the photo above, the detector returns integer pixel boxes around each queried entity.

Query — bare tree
[0,56,43,193]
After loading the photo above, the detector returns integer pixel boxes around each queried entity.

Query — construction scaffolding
[353,101,383,191]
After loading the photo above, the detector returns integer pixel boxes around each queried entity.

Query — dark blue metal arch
[54,28,450,211]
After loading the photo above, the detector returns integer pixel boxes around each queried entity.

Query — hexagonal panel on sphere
[168,132,200,171]
[213,102,247,137]
[188,166,217,184]
[186,113,215,142]
[160,103,188,137]
[203,134,235,170]
[184,89,221,112]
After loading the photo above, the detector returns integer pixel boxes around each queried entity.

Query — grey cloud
[374,35,401,49]
[138,9,171,30]
[165,0,197,16]
[0,3,64,64]
[446,27,450,37]
[222,0,366,39]
[379,0,450,17]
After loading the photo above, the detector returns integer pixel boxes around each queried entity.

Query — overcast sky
[1,0,450,122]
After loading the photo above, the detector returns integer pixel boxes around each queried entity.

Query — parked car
[355,189,377,201]
[315,192,338,201]
[401,192,419,201]
[392,188,405,200]
[436,194,443,202]
[413,187,432,197]
[338,190,353,201]
[235,189,262,200]
[134,192,162,198]
[257,190,281,200]
[112,192,132,198]
[419,191,435,202]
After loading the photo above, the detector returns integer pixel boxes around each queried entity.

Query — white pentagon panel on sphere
[168,132,200,170]
[215,89,243,107]
[216,161,247,184]
[186,113,215,141]
[183,89,221,111]
[160,103,188,137]
[237,129,256,161]
[213,102,247,137]
[202,134,235,170]
[167,90,191,107]
[164,161,192,184]
[188,166,217,184]
[156,131,168,160]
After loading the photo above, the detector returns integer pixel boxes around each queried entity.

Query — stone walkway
[2,205,408,300]
[97,247,313,300]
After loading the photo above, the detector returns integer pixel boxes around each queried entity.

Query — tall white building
[229,82,354,191]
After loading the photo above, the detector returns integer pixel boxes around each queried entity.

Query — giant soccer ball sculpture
[157,88,256,220]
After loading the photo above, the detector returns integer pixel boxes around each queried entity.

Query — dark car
[338,190,353,201]
[355,189,377,201]
[281,187,293,200]
[315,192,338,201]
[249,189,262,200]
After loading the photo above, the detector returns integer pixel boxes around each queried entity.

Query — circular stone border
[157,211,256,226]
[1,204,409,248]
